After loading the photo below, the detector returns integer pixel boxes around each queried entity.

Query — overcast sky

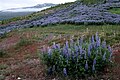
[0,0,76,10]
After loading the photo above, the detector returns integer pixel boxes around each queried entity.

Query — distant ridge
[0,3,56,21]
[1,3,56,12]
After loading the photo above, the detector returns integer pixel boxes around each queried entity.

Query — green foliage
[0,50,7,58]
[16,38,32,48]
[0,64,8,70]
[109,8,120,14]
[78,0,105,4]
[0,75,5,80]
[0,33,7,39]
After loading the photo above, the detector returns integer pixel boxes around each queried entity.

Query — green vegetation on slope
[10,24,120,46]
[109,8,120,14]
[78,0,105,4]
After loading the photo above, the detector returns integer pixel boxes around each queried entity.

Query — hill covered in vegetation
[0,0,120,36]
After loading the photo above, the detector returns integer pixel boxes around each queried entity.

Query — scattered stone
[17,77,21,80]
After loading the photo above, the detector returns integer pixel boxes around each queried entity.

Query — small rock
[17,77,21,80]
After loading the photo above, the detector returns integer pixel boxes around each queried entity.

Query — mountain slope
[0,1,120,36]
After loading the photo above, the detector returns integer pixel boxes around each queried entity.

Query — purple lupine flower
[79,46,82,54]
[66,51,70,59]
[92,64,95,72]
[88,44,91,57]
[90,43,93,50]
[85,61,88,70]
[65,41,69,49]
[91,35,95,44]
[102,52,106,61]
[96,37,101,47]
[93,58,96,65]
[95,32,99,41]
[56,43,60,49]
[70,39,74,47]
[53,42,56,49]
[108,45,112,61]
[108,45,112,53]
[63,46,67,56]
[102,40,106,48]
[68,49,71,54]
[84,52,87,59]
[48,47,52,57]
[74,44,78,53]
[66,60,69,64]
[79,36,83,45]
[71,51,75,62]
[63,68,67,76]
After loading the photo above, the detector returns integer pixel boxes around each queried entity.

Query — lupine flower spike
[102,52,106,61]
[66,41,69,49]
[63,68,67,76]
[48,47,52,57]
[92,64,95,72]
[53,42,56,49]
[91,35,94,44]
[88,44,91,57]
[102,40,106,48]
[108,45,112,61]
[85,61,88,71]
[93,58,96,65]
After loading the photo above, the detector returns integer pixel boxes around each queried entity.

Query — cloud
[0,0,76,10]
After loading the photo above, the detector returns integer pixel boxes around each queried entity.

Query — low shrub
[41,33,113,79]
[0,33,7,39]
[0,50,7,58]
[15,38,32,48]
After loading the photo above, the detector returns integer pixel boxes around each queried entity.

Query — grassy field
[13,24,120,45]
[1,24,120,48]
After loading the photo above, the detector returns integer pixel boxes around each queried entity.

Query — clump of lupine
[42,33,113,78]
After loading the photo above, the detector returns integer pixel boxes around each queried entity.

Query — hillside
[0,0,120,80]
[0,0,120,36]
